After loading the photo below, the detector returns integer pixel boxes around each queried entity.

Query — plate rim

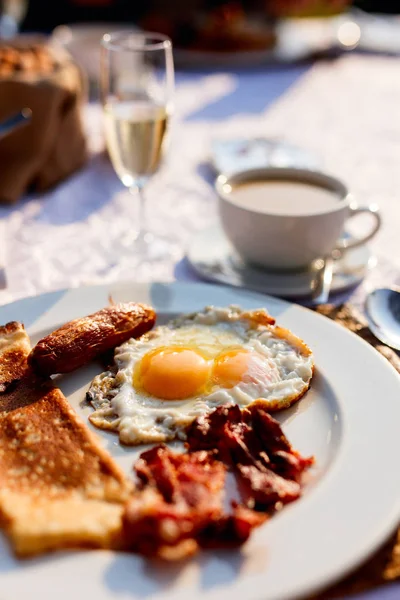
[1,280,400,600]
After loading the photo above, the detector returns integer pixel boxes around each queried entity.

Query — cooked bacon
[236,465,301,509]
[122,445,265,559]
[135,445,224,509]
[123,446,226,558]
[123,487,203,559]
[197,505,267,549]
[123,404,313,560]
[187,404,314,511]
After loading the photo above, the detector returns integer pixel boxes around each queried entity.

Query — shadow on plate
[104,546,250,597]
[0,290,68,330]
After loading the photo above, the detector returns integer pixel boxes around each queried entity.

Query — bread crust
[0,322,31,393]
[29,303,156,376]
[0,321,132,556]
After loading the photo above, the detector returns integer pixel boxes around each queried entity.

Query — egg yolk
[139,346,210,400]
[212,349,251,388]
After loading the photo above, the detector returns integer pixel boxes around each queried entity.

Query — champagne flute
[101,31,175,265]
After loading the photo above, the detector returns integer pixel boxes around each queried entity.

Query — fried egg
[87,306,314,445]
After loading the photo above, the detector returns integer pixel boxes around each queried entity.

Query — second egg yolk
[139,346,210,400]
[212,349,251,388]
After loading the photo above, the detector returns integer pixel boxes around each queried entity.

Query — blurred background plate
[50,13,400,75]
[50,16,343,75]
[172,18,331,69]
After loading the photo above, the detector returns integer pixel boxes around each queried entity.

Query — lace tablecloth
[1,54,399,307]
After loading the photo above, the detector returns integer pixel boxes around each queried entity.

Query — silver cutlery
[365,287,400,351]
[311,254,335,305]
[0,108,31,140]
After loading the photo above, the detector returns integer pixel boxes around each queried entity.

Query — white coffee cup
[216,167,381,271]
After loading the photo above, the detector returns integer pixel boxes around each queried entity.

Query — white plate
[1,281,400,600]
[188,225,376,299]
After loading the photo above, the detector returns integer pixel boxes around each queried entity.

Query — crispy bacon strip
[123,446,224,559]
[123,405,312,559]
[123,445,266,559]
[196,505,266,550]
[186,404,314,511]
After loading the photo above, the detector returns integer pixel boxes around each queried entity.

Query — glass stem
[130,182,147,243]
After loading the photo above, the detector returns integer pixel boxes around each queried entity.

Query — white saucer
[210,138,320,176]
[187,225,376,299]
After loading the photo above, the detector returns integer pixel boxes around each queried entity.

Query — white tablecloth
[1,55,399,307]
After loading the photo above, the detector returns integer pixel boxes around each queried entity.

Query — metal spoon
[365,287,400,351]
[311,255,334,305]
[310,248,343,305]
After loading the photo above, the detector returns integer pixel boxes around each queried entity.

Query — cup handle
[335,203,381,252]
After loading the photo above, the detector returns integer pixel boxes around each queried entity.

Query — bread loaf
[0,39,88,203]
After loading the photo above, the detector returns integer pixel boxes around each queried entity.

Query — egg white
[88,305,314,445]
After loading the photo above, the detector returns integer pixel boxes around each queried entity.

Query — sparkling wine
[104,101,169,187]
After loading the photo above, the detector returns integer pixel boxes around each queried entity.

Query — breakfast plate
[1,281,400,600]
[187,225,376,299]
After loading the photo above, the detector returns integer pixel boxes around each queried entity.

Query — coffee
[229,180,341,216]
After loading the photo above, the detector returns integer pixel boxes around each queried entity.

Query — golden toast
[0,321,132,556]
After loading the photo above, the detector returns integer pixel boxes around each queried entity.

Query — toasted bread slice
[0,322,31,393]
[0,322,132,556]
